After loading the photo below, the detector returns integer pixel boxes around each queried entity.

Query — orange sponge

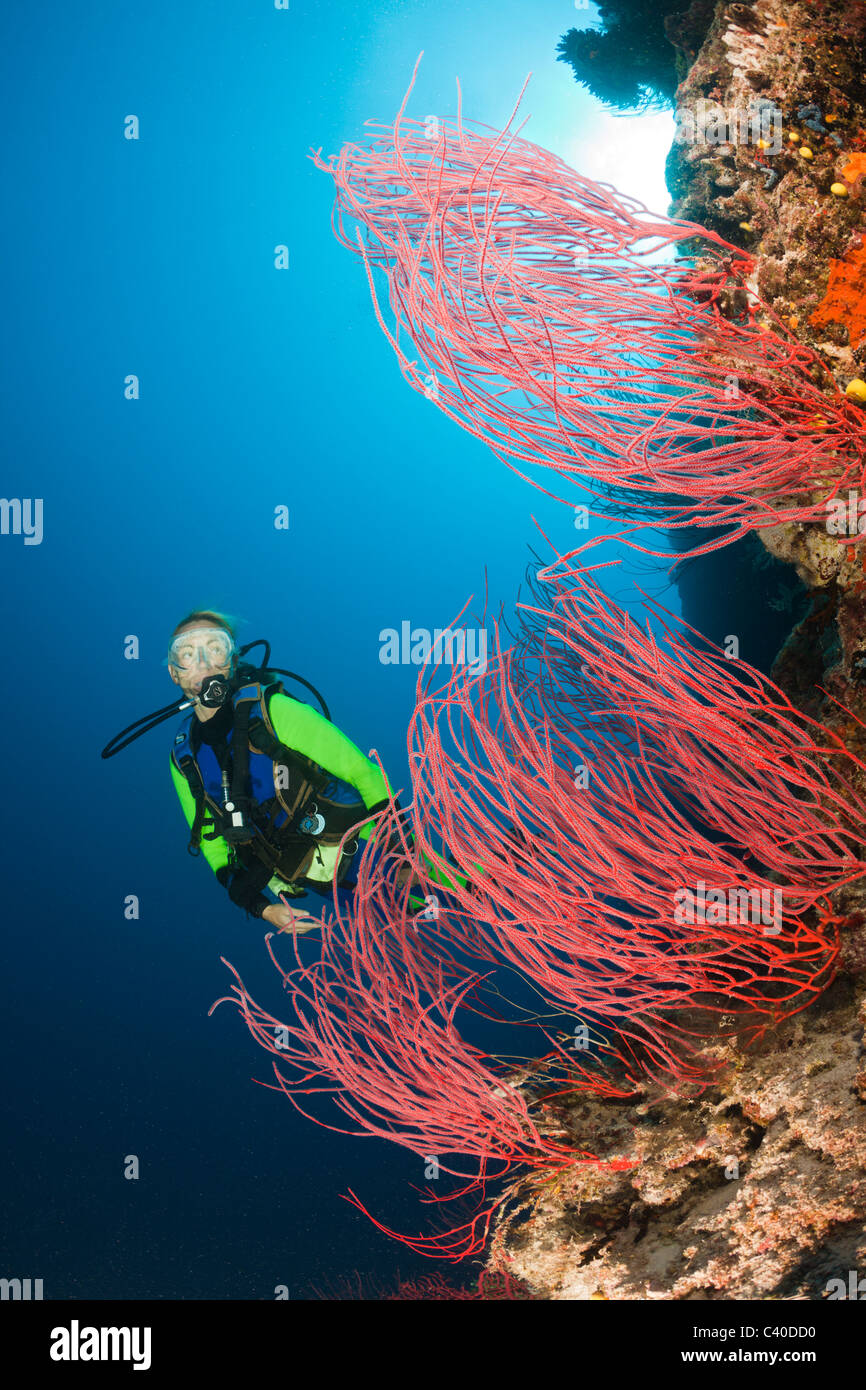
[841,152,866,182]
[810,244,866,347]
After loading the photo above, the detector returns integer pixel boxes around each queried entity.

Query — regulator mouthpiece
[198,675,233,708]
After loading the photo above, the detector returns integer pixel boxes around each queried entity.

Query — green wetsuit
[170,690,392,917]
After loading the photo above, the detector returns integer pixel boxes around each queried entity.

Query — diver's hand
[262,902,321,933]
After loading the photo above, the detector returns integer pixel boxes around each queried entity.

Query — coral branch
[312,61,864,551]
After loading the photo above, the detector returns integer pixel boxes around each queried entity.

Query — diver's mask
[167,626,236,674]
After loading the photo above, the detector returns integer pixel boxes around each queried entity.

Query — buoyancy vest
[170,680,368,886]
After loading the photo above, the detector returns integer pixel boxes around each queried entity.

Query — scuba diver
[102,610,396,933]
[166,611,396,931]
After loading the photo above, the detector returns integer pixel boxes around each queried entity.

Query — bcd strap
[174,752,216,855]
[229,696,253,821]
[253,722,368,839]
[247,716,330,814]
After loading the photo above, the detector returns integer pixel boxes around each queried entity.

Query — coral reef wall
[667,0,866,598]
[494,0,866,1299]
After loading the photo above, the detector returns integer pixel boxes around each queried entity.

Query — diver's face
[167,623,234,702]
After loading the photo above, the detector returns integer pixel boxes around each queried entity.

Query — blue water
[0,0,680,1299]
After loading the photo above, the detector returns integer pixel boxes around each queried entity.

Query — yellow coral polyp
[800,147,814,160]
[789,132,801,143]
[845,378,866,403]
[830,183,849,197]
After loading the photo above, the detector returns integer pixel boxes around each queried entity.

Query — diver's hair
[170,609,239,643]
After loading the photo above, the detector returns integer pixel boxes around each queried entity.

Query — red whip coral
[212,900,582,1174]
[211,826,634,1258]
[312,58,865,551]
[400,558,866,1084]
[213,560,866,1257]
